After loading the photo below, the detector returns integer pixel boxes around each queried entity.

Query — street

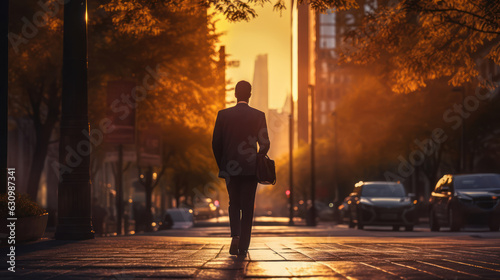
[1,220,500,279]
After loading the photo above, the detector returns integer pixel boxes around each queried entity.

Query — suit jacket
[212,103,270,178]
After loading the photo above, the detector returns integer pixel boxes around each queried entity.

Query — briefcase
[256,154,276,185]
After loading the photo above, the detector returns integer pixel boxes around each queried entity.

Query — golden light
[413,200,418,204]
[189,209,193,213]
[209,203,217,211]
[153,172,158,180]
[251,262,289,276]
[151,222,157,227]
[128,198,133,203]
[140,174,144,179]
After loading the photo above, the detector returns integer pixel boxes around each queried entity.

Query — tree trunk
[26,124,53,200]
[26,78,61,201]
[0,0,8,194]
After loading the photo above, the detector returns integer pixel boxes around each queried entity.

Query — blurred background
[4,0,500,235]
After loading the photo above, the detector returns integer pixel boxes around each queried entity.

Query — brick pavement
[1,235,500,279]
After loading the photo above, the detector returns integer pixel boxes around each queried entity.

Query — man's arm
[257,113,270,155]
[212,111,223,168]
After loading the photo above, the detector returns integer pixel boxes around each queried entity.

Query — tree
[8,2,63,200]
[340,0,500,94]
[87,1,223,232]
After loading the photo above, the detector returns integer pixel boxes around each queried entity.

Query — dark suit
[212,102,270,251]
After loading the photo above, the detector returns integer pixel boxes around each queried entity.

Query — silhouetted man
[212,80,270,256]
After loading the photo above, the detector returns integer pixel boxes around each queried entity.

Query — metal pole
[1,0,9,194]
[289,94,294,226]
[333,112,338,202]
[55,0,94,240]
[308,85,316,226]
[460,87,465,173]
[288,0,295,226]
[116,144,123,235]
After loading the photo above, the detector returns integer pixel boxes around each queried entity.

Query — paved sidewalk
[1,235,500,279]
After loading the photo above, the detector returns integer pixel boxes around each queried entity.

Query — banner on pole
[105,81,136,144]
[139,125,162,167]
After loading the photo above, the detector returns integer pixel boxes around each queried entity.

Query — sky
[214,1,292,110]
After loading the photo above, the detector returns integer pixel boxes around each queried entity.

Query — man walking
[212,80,270,256]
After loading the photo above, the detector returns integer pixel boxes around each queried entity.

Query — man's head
[235,80,251,102]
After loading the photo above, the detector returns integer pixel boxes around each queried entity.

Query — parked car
[429,173,500,232]
[158,208,194,230]
[193,198,218,220]
[345,181,417,231]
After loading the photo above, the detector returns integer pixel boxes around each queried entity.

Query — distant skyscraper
[251,54,269,116]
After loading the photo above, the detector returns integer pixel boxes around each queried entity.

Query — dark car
[345,181,417,231]
[429,173,500,232]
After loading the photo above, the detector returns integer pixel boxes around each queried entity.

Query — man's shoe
[229,236,239,255]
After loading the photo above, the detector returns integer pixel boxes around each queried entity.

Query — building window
[321,114,327,125]
[344,13,355,26]
[330,101,336,111]
[320,12,335,24]
[320,38,335,49]
[320,25,335,36]
[322,61,328,73]
[364,0,377,14]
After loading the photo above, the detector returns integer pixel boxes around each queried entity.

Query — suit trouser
[225,175,258,251]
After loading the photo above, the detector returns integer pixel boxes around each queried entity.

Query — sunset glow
[214,0,293,108]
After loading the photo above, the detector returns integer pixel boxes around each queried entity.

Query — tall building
[296,2,316,145]
[251,54,269,116]
[217,46,226,110]
[315,1,377,135]
[267,95,292,159]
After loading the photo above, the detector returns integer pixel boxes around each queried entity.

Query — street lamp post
[307,85,316,226]
[55,0,94,240]
[1,0,8,194]
[460,87,466,173]
[453,86,466,173]
[332,111,339,202]
[289,92,294,226]
[289,0,295,226]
